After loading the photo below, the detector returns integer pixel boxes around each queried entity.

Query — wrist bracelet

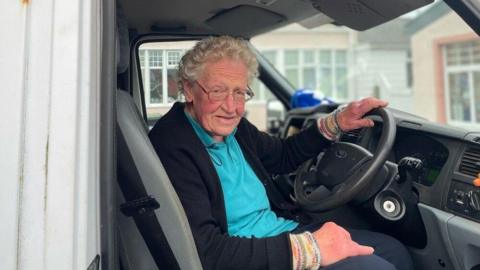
[333,107,344,134]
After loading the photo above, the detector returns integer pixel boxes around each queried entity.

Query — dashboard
[280,105,480,223]
[364,124,449,186]
[394,132,449,186]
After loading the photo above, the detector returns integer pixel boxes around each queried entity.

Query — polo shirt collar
[184,110,237,148]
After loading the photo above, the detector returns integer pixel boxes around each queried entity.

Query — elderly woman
[149,36,412,270]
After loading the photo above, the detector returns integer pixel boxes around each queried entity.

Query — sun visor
[206,5,286,36]
[310,0,433,31]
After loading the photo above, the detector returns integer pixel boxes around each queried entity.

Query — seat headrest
[116,4,130,74]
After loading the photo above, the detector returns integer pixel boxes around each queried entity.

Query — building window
[303,49,317,91]
[148,50,163,104]
[284,50,300,89]
[333,50,348,100]
[139,49,183,106]
[167,51,182,66]
[149,50,163,67]
[280,49,349,101]
[251,50,278,101]
[406,50,413,89]
[444,40,480,124]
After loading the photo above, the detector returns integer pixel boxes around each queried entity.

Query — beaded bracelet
[317,106,344,141]
[289,232,322,270]
[333,107,345,133]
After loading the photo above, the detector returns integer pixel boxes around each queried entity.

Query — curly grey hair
[177,36,258,93]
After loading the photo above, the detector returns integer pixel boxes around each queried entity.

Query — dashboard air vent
[341,128,362,143]
[459,148,480,177]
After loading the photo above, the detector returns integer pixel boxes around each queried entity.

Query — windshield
[251,1,480,131]
[137,1,479,132]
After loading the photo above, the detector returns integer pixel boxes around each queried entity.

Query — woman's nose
[222,92,237,112]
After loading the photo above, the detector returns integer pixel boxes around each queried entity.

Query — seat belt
[117,128,181,270]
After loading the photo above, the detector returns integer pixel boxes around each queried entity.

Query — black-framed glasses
[195,80,254,103]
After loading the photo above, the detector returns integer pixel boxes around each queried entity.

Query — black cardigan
[149,102,330,270]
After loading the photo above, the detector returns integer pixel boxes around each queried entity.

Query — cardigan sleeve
[237,118,332,175]
[150,123,293,270]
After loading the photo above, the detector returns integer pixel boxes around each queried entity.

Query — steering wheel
[294,108,396,212]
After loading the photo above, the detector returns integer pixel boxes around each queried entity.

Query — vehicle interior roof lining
[119,0,319,38]
[309,0,434,31]
[204,5,287,36]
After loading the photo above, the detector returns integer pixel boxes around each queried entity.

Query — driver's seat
[115,4,202,269]
[117,90,203,270]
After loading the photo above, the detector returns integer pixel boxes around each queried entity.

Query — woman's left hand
[336,97,388,132]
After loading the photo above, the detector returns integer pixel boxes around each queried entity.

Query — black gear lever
[397,157,423,183]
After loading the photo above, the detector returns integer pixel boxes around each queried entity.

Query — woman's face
[184,58,248,142]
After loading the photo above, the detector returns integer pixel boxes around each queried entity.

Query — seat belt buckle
[120,195,160,217]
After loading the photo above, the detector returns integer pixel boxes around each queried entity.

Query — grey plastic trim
[100,0,117,269]
[117,90,203,270]
[447,215,480,270]
[413,204,480,270]
[412,204,459,270]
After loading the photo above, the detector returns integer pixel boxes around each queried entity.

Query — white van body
[1,1,102,269]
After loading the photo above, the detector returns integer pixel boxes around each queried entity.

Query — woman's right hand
[312,222,374,266]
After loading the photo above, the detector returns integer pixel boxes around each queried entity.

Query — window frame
[443,40,480,127]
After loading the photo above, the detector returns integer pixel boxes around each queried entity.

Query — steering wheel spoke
[306,185,332,201]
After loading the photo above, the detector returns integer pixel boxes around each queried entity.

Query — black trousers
[294,223,414,270]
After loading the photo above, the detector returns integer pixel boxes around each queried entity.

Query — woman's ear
[183,80,194,102]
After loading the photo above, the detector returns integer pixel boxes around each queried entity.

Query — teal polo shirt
[185,112,298,238]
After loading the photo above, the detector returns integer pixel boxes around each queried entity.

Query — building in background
[353,19,412,112]
[252,24,354,102]
[139,41,196,123]
[252,20,413,112]
[407,1,480,129]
